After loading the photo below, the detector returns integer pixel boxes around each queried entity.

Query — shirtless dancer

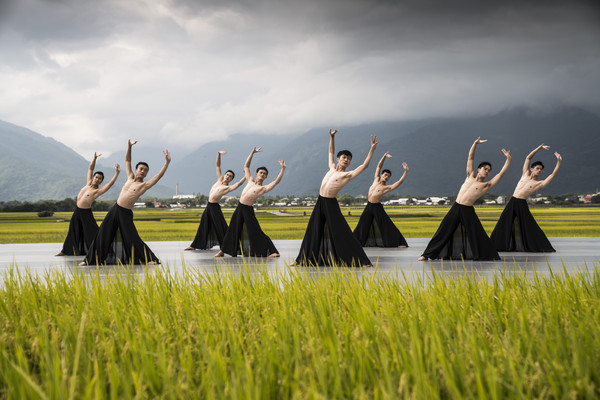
[215,147,285,258]
[295,129,377,267]
[353,152,409,247]
[418,137,511,261]
[81,140,171,265]
[490,144,562,252]
[56,153,120,256]
[185,151,246,250]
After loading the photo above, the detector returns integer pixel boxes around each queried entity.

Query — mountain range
[1,106,598,202]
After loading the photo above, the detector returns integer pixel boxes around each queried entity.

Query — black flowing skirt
[490,197,555,252]
[84,204,160,265]
[220,203,278,257]
[60,207,99,255]
[189,202,228,250]
[353,202,408,247]
[295,196,371,266]
[421,203,500,261]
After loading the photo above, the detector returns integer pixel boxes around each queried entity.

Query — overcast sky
[1,0,599,158]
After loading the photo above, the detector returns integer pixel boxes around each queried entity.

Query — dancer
[214,147,285,258]
[418,137,510,261]
[81,140,170,265]
[294,129,376,267]
[353,152,409,247]
[490,144,562,252]
[184,151,245,250]
[55,153,120,256]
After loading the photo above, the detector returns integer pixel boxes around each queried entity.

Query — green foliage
[36,210,54,218]
[1,206,600,244]
[1,264,600,398]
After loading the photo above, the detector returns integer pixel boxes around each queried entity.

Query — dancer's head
[92,171,104,186]
[381,169,392,183]
[530,161,544,177]
[256,166,268,182]
[135,161,149,179]
[477,161,491,178]
[336,150,352,169]
[224,170,235,183]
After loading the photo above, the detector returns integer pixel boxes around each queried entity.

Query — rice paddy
[1,206,599,398]
[1,205,599,244]
[1,263,599,398]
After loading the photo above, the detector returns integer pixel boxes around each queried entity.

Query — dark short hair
[136,161,149,170]
[477,161,491,170]
[337,150,352,159]
[531,161,544,169]
[381,169,392,177]
[93,171,104,180]
[256,166,268,175]
[225,169,235,179]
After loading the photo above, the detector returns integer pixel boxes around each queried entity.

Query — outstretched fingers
[371,135,378,146]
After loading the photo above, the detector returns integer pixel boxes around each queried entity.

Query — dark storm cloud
[0,0,598,156]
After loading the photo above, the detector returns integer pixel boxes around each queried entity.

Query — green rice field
[1,206,599,244]
[1,264,599,398]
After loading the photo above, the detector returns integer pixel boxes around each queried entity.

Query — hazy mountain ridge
[0,121,173,201]
[1,107,598,201]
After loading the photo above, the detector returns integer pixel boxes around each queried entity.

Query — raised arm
[348,135,377,179]
[374,152,391,182]
[467,137,487,177]
[487,149,511,188]
[244,147,261,182]
[125,140,137,179]
[523,144,550,175]
[538,152,562,189]
[144,150,171,189]
[263,160,286,193]
[87,152,101,184]
[388,162,409,191]
[97,164,121,196]
[216,151,226,181]
[328,129,338,169]
[225,176,247,193]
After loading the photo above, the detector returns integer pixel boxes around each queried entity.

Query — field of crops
[1,205,599,244]
[1,264,599,398]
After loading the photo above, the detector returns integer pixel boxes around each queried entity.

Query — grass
[1,206,600,244]
[1,262,599,398]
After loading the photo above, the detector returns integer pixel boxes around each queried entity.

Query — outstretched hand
[371,135,378,148]
[252,146,262,154]
[540,144,550,150]
[502,148,511,159]
[279,160,286,168]
[94,152,102,159]
[128,139,138,147]
[555,152,562,161]
[164,150,171,163]
[329,128,338,136]
[384,152,392,159]
[114,164,120,172]
[218,150,227,155]
[402,162,409,171]
[475,137,488,144]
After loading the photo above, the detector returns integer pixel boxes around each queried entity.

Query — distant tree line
[0,198,114,213]
[0,193,596,213]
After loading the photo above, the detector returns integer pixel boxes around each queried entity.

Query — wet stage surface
[2,238,599,281]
